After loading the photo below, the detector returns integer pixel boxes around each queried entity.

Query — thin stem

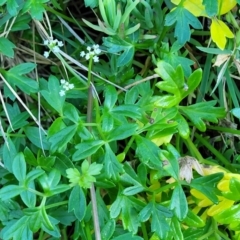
[86,57,101,240]
[194,133,235,172]
[141,222,149,240]
[183,137,205,163]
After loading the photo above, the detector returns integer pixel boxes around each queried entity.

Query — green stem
[155,182,178,194]
[45,201,68,210]
[85,222,92,240]
[207,125,240,135]
[141,222,149,240]
[183,136,205,163]
[123,136,135,156]
[38,229,44,240]
[194,133,235,172]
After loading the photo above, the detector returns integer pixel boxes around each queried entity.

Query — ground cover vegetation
[0,0,240,239]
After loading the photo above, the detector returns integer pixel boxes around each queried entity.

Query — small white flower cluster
[43,38,64,58]
[80,44,101,62]
[59,79,74,97]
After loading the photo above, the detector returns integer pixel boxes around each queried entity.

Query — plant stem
[141,222,149,240]
[194,133,235,172]
[86,57,101,240]
[183,136,205,163]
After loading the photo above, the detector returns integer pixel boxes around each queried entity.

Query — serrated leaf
[203,0,218,16]
[190,172,224,204]
[104,143,123,179]
[68,186,86,221]
[106,123,138,141]
[103,37,134,67]
[165,6,202,44]
[135,136,162,168]
[48,124,77,153]
[179,100,226,131]
[170,184,188,220]
[0,37,16,57]
[73,140,105,161]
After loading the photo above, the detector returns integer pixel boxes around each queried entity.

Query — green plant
[0,0,240,239]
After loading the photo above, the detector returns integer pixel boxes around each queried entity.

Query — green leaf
[139,201,173,238]
[20,181,36,207]
[112,233,143,240]
[48,124,77,153]
[9,63,36,75]
[231,108,240,119]
[103,37,134,67]
[203,0,218,17]
[112,104,142,119]
[170,184,188,220]
[101,219,115,240]
[135,136,162,168]
[12,153,26,182]
[110,195,139,234]
[1,216,32,240]
[160,42,194,77]
[190,172,224,204]
[165,6,202,44]
[25,126,50,150]
[68,186,86,221]
[23,0,48,20]
[155,61,202,108]
[175,113,190,139]
[104,143,123,179]
[40,75,65,114]
[222,178,240,201]
[123,185,145,196]
[215,204,240,224]
[104,85,118,109]
[54,153,74,177]
[162,147,179,180]
[106,123,138,141]
[197,46,231,54]
[7,0,19,16]
[171,216,184,240]
[179,100,226,131]
[84,0,98,8]
[0,185,25,200]
[0,37,15,57]
[63,103,80,123]
[2,139,17,172]
[183,209,205,228]
[73,140,105,161]
[4,64,38,94]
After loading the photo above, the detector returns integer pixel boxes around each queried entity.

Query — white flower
[43,51,50,58]
[80,51,85,57]
[59,90,65,96]
[43,40,49,45]
[93,44,99,49]
[94,48,101,55]
[60,79,66,84]
[85,53,90,60]
[69,83,74,89]
[80,44,101,61]
[93,55,99,62]
[52,46,60,53]
[58,41,64,47]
